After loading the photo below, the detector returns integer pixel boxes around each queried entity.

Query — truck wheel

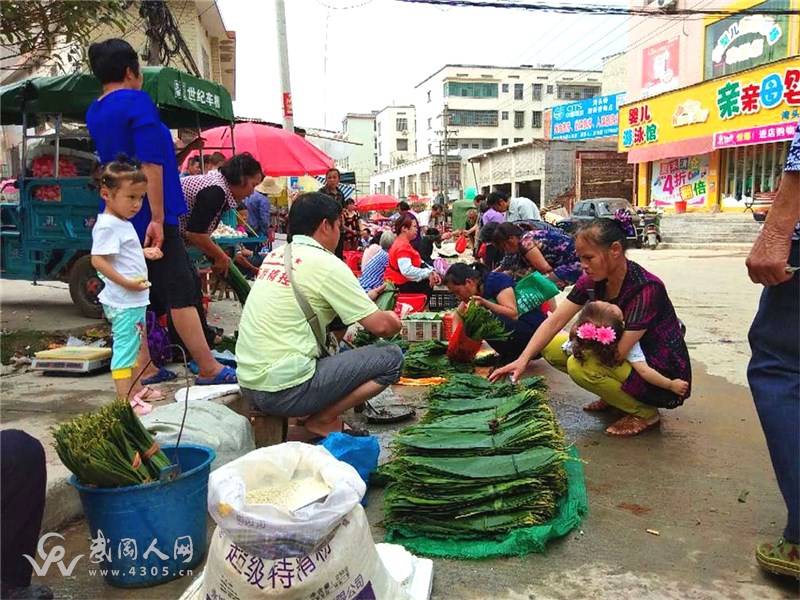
[69,255,104,319]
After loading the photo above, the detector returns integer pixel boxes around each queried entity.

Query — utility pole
[275,0,294,133]
[434,104,456,205]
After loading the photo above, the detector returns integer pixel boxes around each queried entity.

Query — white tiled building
[375,106,416,171]
[337,112,378,197]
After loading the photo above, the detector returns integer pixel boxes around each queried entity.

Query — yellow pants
[542,333,658,419]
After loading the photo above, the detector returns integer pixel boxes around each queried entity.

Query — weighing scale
[31,346,112,374]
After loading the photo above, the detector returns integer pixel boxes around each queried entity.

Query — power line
[396,0,800,16]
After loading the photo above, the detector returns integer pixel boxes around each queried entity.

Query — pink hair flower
[594,326,617,345]
[576,322,598,340]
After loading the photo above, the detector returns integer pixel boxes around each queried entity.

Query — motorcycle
[637,209,662,249]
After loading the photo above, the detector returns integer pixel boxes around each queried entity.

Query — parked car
[570,198,641,246]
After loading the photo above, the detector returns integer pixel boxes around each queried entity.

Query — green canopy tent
[0,66,234,129]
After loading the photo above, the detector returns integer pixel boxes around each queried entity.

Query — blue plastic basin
[71,444,215,588]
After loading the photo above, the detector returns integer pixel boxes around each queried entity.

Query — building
[369,154,461,199]
[621,0,800,211]
[0,1,236,177]
[375,106,416,171]
[467,139,631,207]
[337,113,377,197]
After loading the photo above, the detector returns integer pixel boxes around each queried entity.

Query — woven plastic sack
[514,272,559,315]
[207,443,365,559]
[384,446,587,559]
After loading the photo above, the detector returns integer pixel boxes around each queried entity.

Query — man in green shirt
[236,193,403,437]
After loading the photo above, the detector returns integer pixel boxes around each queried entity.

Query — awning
[626,135,714,164]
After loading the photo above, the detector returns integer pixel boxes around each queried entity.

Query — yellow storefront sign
[618,57,800,151]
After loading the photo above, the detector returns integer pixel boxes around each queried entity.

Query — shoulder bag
[283,243,340,357]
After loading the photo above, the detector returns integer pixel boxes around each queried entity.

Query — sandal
[141,367,177,385]
[756,539,800,579]
[605,414,660,437]
[133,386,167,402]
[129,395,153,417]
[196,365,238,386]
[341,422,370,437]
[583,398,612,412]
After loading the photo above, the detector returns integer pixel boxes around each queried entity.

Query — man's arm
[746,169,800,286]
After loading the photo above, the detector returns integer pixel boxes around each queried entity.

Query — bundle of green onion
[401,340,474,378]
[459,300,511,341]
[380,374,568,540]
[52,398,173,487]
[226,263,251,306]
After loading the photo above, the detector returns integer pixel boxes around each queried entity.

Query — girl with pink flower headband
[565,301,689,399]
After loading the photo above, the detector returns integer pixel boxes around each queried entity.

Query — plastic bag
[454,234,468,254]
[433,257,449,277]
[208,443,365,559]
[319,433,380,506]
[446,321,483,363]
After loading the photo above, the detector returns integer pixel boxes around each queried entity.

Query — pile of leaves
[401,340,474,379]
[459,300,510,341]
[351,329,409,351]
[52,398,173,487]
[379,374,567,539]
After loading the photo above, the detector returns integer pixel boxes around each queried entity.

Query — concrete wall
[602,52,628,95]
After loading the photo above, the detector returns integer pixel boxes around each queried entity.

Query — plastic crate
[428,288,459,311]
[401,319,442,342]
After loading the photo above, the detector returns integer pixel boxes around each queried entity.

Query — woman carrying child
[91,157,166,415]
[490,215,691,437]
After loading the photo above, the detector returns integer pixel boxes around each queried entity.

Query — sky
[216,0,630,131]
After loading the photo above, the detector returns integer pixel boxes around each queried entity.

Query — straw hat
[255,176,285,196]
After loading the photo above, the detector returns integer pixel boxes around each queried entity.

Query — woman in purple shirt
[491,216,691,437]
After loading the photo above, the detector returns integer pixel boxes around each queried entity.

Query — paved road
[3,249,798,598]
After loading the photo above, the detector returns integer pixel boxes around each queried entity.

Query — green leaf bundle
[226,263,251,306]
[459,300,511,341]
[52,398,173,488]
[374,281,398,312]
[402,340,474,379]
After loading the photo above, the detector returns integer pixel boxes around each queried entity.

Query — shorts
[241,344,404,417]
[148,225,202,311]
[104,305,147,379]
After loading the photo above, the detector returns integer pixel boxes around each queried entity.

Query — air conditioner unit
[656,0,677,10]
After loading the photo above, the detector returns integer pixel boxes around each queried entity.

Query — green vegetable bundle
[380,374,568,542]
[352,329,409,351]
[226,263,251,306]
[459,300,511,341]
[374,281,398,311]
[401,340,474,379]
[53,398,173,487]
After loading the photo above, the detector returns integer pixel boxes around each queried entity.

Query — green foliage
[0,1,130,72]
[401,340,474,379]
[460,300,510,341]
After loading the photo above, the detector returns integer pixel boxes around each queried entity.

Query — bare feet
[605,414,660,437]
[583,398,612,412]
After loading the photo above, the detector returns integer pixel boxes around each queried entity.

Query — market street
[2,248,797,598]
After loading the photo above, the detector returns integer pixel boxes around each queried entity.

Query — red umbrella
[356,194,400,212]
[184,122,334,176]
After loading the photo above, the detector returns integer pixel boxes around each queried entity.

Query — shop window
[721,141,789,201]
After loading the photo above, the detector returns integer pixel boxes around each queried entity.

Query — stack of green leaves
[52,398,173,487]
[380,374,568,540]
[351,329,409,351]
[226,263,251,306]
[401,340,474,379]
[460,300,511,341]
[374,281,398,311]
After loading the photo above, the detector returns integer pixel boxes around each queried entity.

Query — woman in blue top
[85,38,235,386]
[444,262,546,363]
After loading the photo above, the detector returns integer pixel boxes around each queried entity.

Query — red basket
[395,293,427,315]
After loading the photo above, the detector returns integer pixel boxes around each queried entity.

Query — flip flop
[196,365,238,386]
[583,398,612,412]
[141,367,177,386]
